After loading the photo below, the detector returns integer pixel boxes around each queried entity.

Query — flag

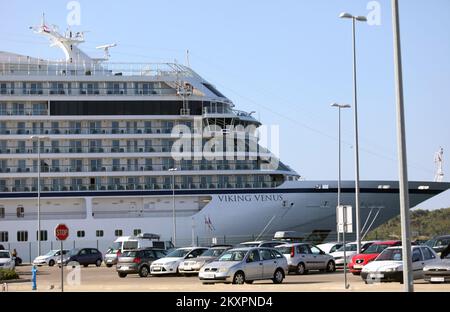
[205,215,215,231]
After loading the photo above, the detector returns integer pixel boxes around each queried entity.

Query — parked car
[236,240,286,248]
[330,241,376,267]
[179,245,232,275]
[348,240,401,275]
[116,248,168,278]
[425,235,450,254]
[104,248,121,267]
[199,247,288,284]
[423,252,450,283]
[33,249,70,266]
[361,245,439,283]
[275,243,335,274]
[150,247,209,275]
[58,248,103,267]
[316,242,343,254]
[0,250,15,270]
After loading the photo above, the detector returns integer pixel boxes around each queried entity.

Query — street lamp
[168,167,178,246]
[331,103,351,243]
[339,12,367,254]
[30,135,49,257]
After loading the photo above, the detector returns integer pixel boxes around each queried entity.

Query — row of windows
[0,81,175,97]
[0,175,280,193]
[0,229,141,242]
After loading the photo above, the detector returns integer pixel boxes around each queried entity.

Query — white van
[104,233,174,267]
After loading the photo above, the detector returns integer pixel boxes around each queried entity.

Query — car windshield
[45,250,57,256]
[363,244,390,254]
[376,248,402,261]
[0,251,10,258]
[219,250,247,261]
[337,244,356,252]
[110,242,122,250]
[166,249,190,258]
[201,248,227,257]
[69,249,80,256]
[275,246,292,254]
[425,239,436,248]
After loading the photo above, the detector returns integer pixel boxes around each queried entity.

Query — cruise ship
[0,21,449,258]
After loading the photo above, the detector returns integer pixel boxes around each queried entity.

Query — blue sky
[0,0,449,209]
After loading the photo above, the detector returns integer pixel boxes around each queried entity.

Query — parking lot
[5,265,450,292]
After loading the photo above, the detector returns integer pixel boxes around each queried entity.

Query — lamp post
[391,0,413,292]
[30,135,49,257]
[331,103,351,243]
[339,12,367,254]
[168,168,178,246]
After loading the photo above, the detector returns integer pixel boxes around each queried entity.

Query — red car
[348,240,401,275]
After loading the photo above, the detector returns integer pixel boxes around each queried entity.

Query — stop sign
[55,224,69,241]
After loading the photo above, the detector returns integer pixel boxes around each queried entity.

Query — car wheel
[139,266,150,278]
[48,260,55,267]
[95,259,102,267]
[233,271,246,285]
[118,272,127,278]
[272,269,284,284]
[106,264,113,268]
[296,263,306,275]
[326,260,336,272]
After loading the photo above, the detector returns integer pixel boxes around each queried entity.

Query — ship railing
[0,161,264,174]
[0,181,282,193]
[0,61,196,78]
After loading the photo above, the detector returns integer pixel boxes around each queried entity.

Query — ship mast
[434,147,444,182]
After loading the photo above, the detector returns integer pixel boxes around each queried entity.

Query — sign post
[337,205,353,289]
[54,224,69,292]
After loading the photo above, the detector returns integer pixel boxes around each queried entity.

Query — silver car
[179,246,232,275]
[275,243,336,274]
[198,247,288,284]
[423,253,450,283]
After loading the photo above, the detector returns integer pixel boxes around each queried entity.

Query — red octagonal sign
[55,224,69,241]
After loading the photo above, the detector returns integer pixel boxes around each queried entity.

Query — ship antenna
[185,49,190,67]
[434,147,444,182]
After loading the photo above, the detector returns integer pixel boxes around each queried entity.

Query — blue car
[59,248,103,267]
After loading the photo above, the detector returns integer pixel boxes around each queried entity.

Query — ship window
[0,231,8,242]
[16,206,24,218]
[96,230,104,237]
[36,230,48,241]
[202,83,225,98]
[0,206,4,218]
[133,229,141,236]
[77,230,85,238]
[115,229,123,237]
[17,231,28,242]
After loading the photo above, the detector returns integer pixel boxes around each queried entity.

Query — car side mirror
[320,251,325,255]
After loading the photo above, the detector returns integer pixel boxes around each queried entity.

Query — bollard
[31,265,37,290]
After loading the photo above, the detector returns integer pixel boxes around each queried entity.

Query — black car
[116,248,167,278]
[60,248,103,267]
[425,235,450,254]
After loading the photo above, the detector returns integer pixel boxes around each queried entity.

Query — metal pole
[60,240,64,292]
[343,206,349,289]
[391,0,413,292]
[37,137,41,257]
[337,108,341,243]
[351,17,362,254]
[172,171,176,247]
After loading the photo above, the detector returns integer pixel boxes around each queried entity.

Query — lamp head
[339,12,353,19]
[355,16,367,22]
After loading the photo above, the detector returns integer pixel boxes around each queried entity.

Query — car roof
[372,240,400,245]
[275,242,309,247]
